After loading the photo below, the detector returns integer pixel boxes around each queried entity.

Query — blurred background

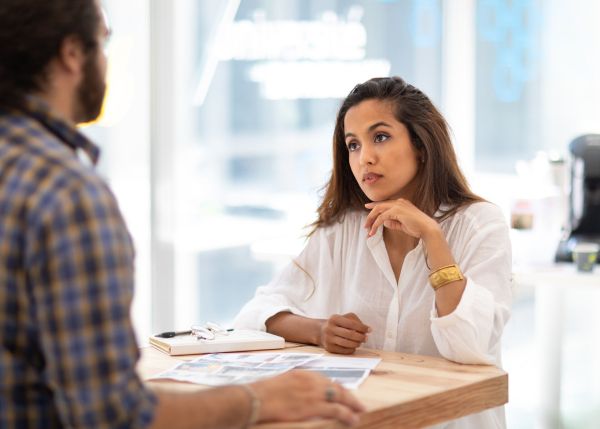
[84,1,600,427]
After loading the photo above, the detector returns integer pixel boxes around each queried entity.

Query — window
[85,3,600,425]
[89,0,600,341]
[150,0,444,330]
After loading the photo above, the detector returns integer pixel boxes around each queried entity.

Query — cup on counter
[572,243,599,272]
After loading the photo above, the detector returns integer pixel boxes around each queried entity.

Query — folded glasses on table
[190,322,231,340]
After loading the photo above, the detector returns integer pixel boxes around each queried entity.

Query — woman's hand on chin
[364,198,440,239]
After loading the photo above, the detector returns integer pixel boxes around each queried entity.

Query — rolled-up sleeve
[25,178,156,429]
[430,206,513,365]
[234,227,336,331]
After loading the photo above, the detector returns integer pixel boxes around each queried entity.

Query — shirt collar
[22,95,100,165]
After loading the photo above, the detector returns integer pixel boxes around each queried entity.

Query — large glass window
[163,0,444,328]
[86,0,600,426]
[82,0,152,341]
[88,0,600,339]
[475,0,600,173]
[475,0,541,172]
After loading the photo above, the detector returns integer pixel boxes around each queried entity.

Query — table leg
[535,284,564,429]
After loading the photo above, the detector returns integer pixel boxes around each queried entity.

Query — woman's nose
[359,143,376,165]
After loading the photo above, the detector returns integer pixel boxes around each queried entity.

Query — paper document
[151,353,322,386]
[296,356,381,389]
[151,352,381,389]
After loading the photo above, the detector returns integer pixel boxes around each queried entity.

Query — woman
[234,77,512,428]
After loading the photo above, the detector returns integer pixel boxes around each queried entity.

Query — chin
[372,198,393,204]
[361,190,389,203]
[363,188,409,203]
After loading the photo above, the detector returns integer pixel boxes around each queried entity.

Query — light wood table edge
[360,372,508,429]
[251,371,508,429]
[139,346,508,429]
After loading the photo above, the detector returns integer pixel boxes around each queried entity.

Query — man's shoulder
[1,112,98,178]
[0,112,110,210]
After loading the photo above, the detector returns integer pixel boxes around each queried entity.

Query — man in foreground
[0,1,364,427]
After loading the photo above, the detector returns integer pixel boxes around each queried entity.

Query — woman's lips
[363,172,382,184]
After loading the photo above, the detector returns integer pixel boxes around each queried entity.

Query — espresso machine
[555,134,600,262]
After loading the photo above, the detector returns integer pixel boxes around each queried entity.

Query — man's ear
[56,35,86,76]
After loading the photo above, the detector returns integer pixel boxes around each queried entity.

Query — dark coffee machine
[555,134,600,262]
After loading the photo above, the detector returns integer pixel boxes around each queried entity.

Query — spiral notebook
[149,329,285,356]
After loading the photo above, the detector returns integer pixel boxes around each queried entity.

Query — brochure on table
[150,352,381,389]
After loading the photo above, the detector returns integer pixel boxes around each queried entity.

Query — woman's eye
[346,141,359,152]
[374,133,389,143]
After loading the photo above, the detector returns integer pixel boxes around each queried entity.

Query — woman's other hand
[319,312,371,354]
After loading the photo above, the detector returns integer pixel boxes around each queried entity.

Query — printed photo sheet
[151,352,381,388]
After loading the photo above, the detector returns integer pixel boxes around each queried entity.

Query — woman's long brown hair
[311,76,483,233]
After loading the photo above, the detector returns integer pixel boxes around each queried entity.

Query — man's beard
[75,52,106,124]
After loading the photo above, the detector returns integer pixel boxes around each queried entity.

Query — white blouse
[234,202,512,429]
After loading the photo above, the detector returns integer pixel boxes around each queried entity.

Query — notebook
[149,329,285,356]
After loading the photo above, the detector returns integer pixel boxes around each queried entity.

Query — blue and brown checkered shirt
[0,97,156,428]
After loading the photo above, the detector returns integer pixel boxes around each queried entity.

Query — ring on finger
[325,385,336,402]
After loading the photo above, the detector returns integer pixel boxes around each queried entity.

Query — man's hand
[319,312,371,354]
[251,370,365,426]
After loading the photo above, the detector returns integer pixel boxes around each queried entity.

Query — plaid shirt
[0,97,156,428]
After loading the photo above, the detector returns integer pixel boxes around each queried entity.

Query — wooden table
[138,344,508,428]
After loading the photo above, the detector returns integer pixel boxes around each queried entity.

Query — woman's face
[343,99,420,202]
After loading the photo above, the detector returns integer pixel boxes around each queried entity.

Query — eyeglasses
[190,322,231,340]
[155,322,232,339]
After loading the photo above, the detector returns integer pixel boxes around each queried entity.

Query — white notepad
[149,330,285,356]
